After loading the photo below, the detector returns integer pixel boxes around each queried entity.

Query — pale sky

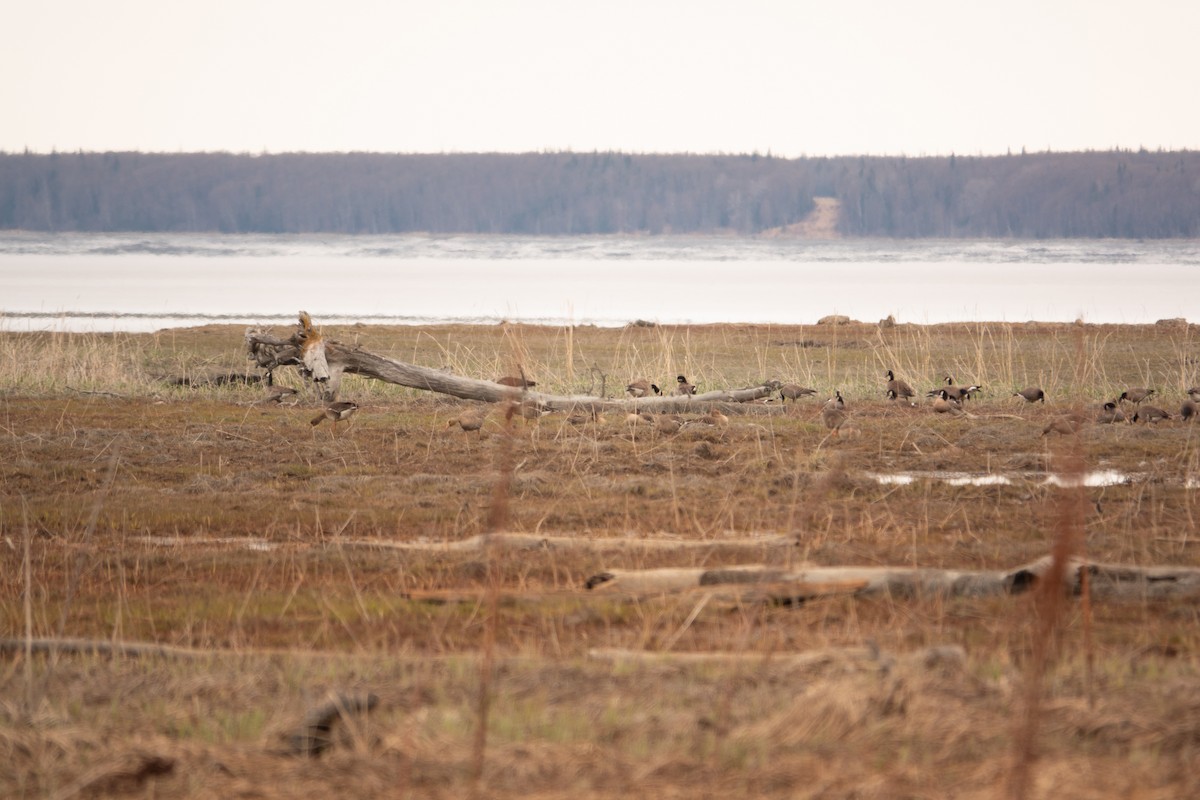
[4,0,1197,157]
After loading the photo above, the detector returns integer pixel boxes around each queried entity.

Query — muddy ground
[2,320,1199,798]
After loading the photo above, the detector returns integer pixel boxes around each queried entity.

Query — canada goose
[931,389,964,415]
[625,411,654,426]
[1132,405,1171,424]
[263,385,299,404]
[1013,387,1045,403]
[1118,387,1155,405]
[821,395,848,433]
[943,376,982,402]
[779,383,818,403]
[1041,416,1080,436]
[447,408,487,434]
[654,414,685,434]
[567,408,606,425]
[1181,399,1197,421]
[696,407,730,427]
[311,401,359,434]
[625,379,661,398]
[885,370,915,401]
[674,375,698,396]
[1097,401,1126,424]
[1187,387,1200,403]
[496,375,537,388]
[505,399,550,422]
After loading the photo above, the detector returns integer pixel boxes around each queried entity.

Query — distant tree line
[0,149,1196,237]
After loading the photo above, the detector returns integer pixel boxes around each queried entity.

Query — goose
[696,407,730,427]
[1013,387,1045,403]
[1132,405,1171,424]
[943,376,982,402]
[779,383,818,403]
[1180,399,1197,421]
[1041,417,1080,436]
[1118,387,1155,405]
[654,414,685,434]
[674,375,698,396]
[1188,387,1200,403]
[311,401,359,434]
[447,408,487,434]
[496,375,537,388]
[821,393,848,433]
[885,370,915,401]
[625,379,661,398]
[263,385,299,404]
[1097,401,1126,424]
[931,389,964,415]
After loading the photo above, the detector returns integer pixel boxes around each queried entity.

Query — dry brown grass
[2,320,1200,797]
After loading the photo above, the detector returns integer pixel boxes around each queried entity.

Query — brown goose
[1118,387,1155,405]
[943,376,982,402]
[885,370,915,401]
[447,408,487,434]
[1041,416,1080,436]
[1097,401,1126,424]
[311,401,359,434]
[695,407,730,427]
[496,374,537,388]
[654,414,685,434]
[931,389,964,415]
[625,379,660,398]
[779,383,818,403]
[821,392,848,433]
[1013,387,1045,403]
[1132,405,1171,424]
[674,375,698,396]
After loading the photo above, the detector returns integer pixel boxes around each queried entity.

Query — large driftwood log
[584,557,1200,601]
[246,312,776,408]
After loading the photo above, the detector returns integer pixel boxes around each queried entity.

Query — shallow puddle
[134,535,279,552]
[867,470,1135,488]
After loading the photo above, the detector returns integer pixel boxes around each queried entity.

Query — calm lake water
[1,232,1198,331]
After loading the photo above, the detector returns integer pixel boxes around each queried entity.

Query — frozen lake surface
[1,233,1198,331]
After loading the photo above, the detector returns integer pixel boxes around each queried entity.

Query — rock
[1155,317,1188,330]
[817,314,853,326]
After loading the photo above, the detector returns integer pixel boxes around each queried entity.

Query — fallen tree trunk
[584,557,1200,601]
[245,312,776,408]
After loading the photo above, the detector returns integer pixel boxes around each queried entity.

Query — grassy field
[2,319,1199,798]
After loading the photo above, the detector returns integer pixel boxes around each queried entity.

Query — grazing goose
[885,370,915,401]
[496,375,537,388]
[821,393,848,433]
[1041,416,1080,436]
[779,383,818,403]
[1132,405,1171,424]
[943,376,982,402]
[1097,401,1126,424]
[447,408,487,434]
[1187,387,1200,403]
[654,414,685,434]
[1118,387,1155,405]
[1013,387,1045,403]
[931,389,964,415]
[263,385,299,404]
[1180,399,1197,421]
[695,407,730,427]
[625,379,661,398]
[311,401,359,434]
[674,375,698,396]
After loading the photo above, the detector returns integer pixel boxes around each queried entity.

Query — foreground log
[245,312,777,408]
[585,557,1200,601]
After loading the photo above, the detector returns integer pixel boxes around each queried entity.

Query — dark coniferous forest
[1,149,1197,238]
